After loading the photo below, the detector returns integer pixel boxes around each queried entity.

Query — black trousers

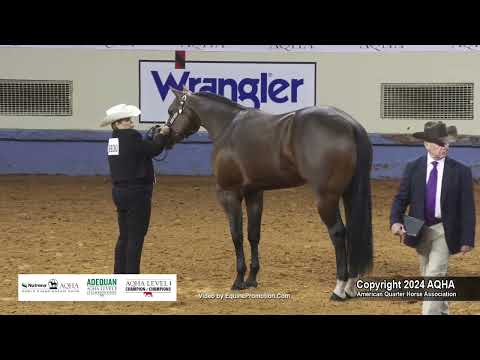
[112,184,153,274]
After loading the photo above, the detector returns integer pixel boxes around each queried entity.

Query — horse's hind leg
[245,190,264,288]
[216,187,247,290]
[342,190,359,298]
[315,191,349,301]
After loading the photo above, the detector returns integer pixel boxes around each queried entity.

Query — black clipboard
[403,215,425,237]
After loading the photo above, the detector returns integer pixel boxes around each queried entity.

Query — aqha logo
[48,279,58,290]
[59,283,80,291]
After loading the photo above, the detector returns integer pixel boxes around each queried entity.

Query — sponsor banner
[18,274,176,301]
[3,45,480,53]
[139,60,316,123]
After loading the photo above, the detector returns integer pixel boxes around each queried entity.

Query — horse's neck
[201,113,236,140]
[193,98,241,141]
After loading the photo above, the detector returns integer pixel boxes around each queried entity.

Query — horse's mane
[195,92,247,110]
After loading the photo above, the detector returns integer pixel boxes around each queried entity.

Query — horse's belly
[215,162,305,191]
[242,163,306,190]
[214,149,306,191]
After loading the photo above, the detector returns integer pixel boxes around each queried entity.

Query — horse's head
[154,88,201,146]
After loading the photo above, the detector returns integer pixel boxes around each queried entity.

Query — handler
[101,104,171,274]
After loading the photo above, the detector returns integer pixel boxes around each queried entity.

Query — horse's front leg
[217,187,247,290]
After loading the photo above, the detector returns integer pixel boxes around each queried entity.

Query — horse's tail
[344,122,373,276]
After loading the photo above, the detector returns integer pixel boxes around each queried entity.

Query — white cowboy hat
[100,104,141,127]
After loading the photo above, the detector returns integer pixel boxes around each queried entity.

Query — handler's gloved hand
[159,126,171,136]
[145,125,160,141]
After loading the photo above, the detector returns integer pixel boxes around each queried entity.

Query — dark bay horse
[156,88,373,300]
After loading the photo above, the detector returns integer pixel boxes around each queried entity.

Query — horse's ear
[170,87,182,98]
[182,86,192,96]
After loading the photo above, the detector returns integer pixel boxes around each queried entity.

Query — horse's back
[291,106,358,192]
[294,106,358,131]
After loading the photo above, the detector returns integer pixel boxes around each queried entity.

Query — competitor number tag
[108,138,119,155]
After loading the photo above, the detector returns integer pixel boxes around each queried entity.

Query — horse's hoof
[245,279,258,288]
[330,292,347,301]
[231,282,247,291]
[345,291,356,299]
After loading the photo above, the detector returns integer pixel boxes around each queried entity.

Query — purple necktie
[425,161,438,225]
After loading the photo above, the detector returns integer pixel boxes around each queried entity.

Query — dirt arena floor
[1,175,479,315]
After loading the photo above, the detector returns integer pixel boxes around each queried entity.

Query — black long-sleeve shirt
[107,129,167,185]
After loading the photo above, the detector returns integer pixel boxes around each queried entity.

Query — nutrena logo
[140,61,316,123]
[150,71,304,109]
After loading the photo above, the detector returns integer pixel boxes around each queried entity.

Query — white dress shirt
[426,153,445,218]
